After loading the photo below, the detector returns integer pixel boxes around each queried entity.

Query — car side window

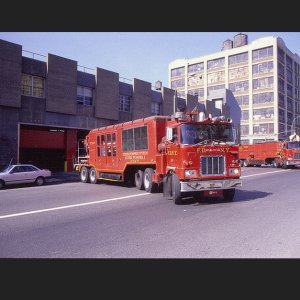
[11,166,21,173]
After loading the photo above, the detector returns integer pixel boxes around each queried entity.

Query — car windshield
[180,123,234,145]
[287,141,300,149]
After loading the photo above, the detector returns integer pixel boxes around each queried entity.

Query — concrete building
[0,38,182,171]
[169,33,300,144]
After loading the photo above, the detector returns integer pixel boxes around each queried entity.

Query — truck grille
[294,152,300,160]
[200,155,225,176]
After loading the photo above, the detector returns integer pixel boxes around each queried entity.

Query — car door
[23,165,37,183]
[8,166,27,184]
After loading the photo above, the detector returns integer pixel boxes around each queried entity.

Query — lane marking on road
[241,169,291,178]
[0,192,150,220]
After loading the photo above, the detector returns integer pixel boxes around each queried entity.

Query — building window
[228,66,249,81]
[278,48,284,63]
[188,73,204,87]
[241,110,249,120]
[119,95,131,112]
[253,123,274,134]
[278,78,285,93]
[235,95,249,106]
[229,80,249,93]
[287,84,293,97]
[171,78,185,89]
[287,112,293,125]
[228,52,248,65]
[207,71,225,84]
[253,108,274,120]
[253,92,274,104]
[77,86,93,106]
[207,57,225,70]
[253,77,273,90]
[286,55,293,70]
[252,61,273,75]
[241,125,249,135]
[177,91,186,98]
[287,97,293,111]
[278,63,284,78]
[171,67,185,77]
[287,69,292,83]
[151,102,160,115]
[279,109,285,123]
[207,84,225,96]
[188,88,204,98]
[188,62,204,73]
[252,46,273,61]
[278,93,285,108]
[21,74,44,98]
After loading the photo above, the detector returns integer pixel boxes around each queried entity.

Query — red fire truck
[74,112,242,204]
[239,139,300,168]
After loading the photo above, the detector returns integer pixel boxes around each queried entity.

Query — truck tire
[135,170,144,190]
[80,166,90,183]
[143,168,157,193]
[0,180,5,189]
[89,168,97,184]
[172,173,182,205]
[223,188,235,202]
[243,160,250,167]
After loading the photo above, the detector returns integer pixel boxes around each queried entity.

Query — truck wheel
[89,168,97,184]
[80,166,90,183]
[135,170,144,190]
[243,160,250,167]
[143,168,157,193]
[223,189,235,202]
[271,159,279,168]
[172,173,182,205]
[239,160,244,167]
[0,180,5,189]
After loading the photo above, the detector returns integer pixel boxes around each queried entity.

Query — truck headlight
[185,170,197,177]
[228,168,239,175]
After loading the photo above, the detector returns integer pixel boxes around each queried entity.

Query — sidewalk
[47,171,80,183]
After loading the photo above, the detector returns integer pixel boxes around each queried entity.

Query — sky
[1,32,300,88]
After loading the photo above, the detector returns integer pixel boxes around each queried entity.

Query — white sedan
[0,164,52,189]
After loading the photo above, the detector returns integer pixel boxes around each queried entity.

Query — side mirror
[166,127,173,141]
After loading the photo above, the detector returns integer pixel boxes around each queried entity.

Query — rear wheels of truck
[223,188,235,202]
[135,170,144,190]
[89,168,97,184]
[80,166,90,183]
[143,168,157,193]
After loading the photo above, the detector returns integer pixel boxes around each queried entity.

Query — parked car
[0,164,52,189]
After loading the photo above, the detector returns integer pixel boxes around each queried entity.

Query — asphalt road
[1,166,300,258]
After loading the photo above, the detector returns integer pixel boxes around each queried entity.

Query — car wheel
[35,176,45,186]
[0,180,4,189]
[89,168,97,184]
[80,166,90,183]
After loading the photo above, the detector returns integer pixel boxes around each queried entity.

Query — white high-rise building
[169,33,300,144]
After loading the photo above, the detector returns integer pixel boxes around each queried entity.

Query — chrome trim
[180,179,242,192]
[200,155,225,176]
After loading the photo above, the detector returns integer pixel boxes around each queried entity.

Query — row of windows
[21,74,160,114]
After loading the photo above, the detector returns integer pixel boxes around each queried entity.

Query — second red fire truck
[74,111,242,204]
[239,137,300,168]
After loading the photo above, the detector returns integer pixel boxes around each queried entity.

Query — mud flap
[163,174,172,198]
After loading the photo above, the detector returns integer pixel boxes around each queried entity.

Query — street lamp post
[291,115,300,135]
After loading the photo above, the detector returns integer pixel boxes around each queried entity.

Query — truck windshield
[287,141,300,149]
[180,124,234,145]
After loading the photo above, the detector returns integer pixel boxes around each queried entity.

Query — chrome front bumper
[181,178,242,192]
[286,161,300,166]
